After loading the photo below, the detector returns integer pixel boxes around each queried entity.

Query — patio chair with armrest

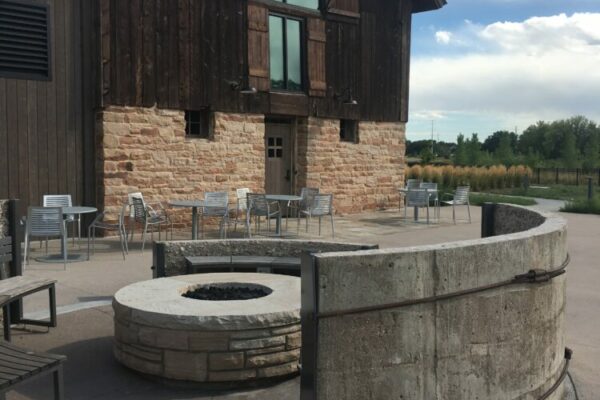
[232,188,250,233]
[300,193,335,237]
[290,187,319,231]
[87,203,129,260]
[130,197,172,252]
[24,207,68,269]
[399,179,422,211]
[441,185,471,224]
[246,193,280,237]
[127,192,172,243]
[420,182,440,220]
[43,195,78,246]
[201,192,229,239]
[404,189,431,224]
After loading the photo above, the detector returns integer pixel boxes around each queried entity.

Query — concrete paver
[5,205,598,399]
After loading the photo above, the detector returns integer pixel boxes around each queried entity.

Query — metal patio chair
[399,179,422,211]
[43,194,78,245]
[420,182,440,220]
[201,192,229,239]
[290,187,319,231]
[127,192,171,243]
[130,196,172,252]
[300,193,335,237]
[441,185,471,224]
[87,203,129,260]
[24,207,68,269]
[246,193,280,237]
[232,188,250,233]
[404,188,431,224]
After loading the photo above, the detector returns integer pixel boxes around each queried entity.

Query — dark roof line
[412,0,447,14]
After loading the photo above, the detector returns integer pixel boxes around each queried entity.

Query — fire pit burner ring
[183,282,272,301]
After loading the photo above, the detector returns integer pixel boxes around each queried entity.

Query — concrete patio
[5,205,599,399]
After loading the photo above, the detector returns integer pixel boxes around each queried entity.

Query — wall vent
[0,0,50,80]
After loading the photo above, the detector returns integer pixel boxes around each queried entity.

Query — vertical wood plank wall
[101,0,413,122]
[0,0,98,214]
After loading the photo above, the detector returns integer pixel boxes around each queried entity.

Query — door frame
[265,116,298,195]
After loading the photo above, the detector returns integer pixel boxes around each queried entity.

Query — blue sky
[407,0,600,143]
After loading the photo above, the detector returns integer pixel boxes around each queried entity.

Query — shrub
[407,164,532,192]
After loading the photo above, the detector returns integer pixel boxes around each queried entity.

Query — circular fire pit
[113,273,301,385]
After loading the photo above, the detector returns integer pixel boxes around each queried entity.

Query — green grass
[560,198,600,214]
[489,184,600,201]
[468,193,537,206]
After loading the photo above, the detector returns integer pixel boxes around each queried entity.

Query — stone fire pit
[113,273,301,384]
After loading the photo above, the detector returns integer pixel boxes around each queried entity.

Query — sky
[407,0,600,143]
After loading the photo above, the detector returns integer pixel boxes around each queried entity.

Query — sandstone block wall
[97,107,265,228]
[113,314,301,384]
[97,107,407,228]
[306,206,568,400]
[297,118,405,214]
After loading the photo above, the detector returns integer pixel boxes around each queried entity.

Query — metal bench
[0,236,64,399]
[0,340,65,400]
[185,255,301,276]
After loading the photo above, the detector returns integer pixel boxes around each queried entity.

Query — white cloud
[435,30,453,44]
[410,13,600,138]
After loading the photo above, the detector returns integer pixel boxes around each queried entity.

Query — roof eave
[412,0,447,14]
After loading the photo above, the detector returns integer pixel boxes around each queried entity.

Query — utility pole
[431,120,435,156]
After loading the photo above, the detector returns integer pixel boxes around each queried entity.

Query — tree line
[407,116,600,169]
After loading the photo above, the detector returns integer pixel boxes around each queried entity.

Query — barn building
[0,0,445,224]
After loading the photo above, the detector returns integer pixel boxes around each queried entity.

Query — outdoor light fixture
[335,87,358,105]
[228,80,257,95]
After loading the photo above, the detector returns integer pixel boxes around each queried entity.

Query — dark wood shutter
[0,0,51,80]
[327,0,359,18]
[247,4,269,92]
[307,18,326,97]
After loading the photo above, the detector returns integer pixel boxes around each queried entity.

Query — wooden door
[265,122,293,195]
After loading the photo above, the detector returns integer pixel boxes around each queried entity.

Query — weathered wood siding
[0,0,99,215]
[100,0,413,122]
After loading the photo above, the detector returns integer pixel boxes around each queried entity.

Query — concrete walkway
[5,206,598,399]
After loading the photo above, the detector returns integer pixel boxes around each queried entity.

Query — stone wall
[305,205,568,400]
[97,107,265,227]
[297,118,405,214]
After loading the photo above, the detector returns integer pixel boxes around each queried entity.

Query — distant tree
[482,130,517,154]
[454,134,468,165]
[583,132,600,169]
[419,147,434,164]
[466,133,482,166]
[495,134,515,165]
[560,131,580,168]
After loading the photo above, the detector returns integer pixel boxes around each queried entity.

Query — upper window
[273,0,319,10]
[0,0,51,81]
[269,15,303,92]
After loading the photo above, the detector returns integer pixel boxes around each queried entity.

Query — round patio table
[169,200,204,240]
[265,194,302,236]
[36,206,97,263]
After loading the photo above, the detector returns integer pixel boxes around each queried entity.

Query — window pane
[269,16,285,90]
[286,19,302,91]
[287,0,319,9]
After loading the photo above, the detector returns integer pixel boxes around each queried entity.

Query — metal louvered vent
[0,0,51,80]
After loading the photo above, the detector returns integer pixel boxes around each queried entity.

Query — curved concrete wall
[304,205,567,400]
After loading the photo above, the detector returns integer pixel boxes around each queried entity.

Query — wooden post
[7,199,23,323]
[555,168,559,185]
[152,242,166,278]
[588,177,593,201]
[537,168,541,185]
[576,169,579,186]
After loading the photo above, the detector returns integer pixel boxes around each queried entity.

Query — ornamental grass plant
[407,165,532,192]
